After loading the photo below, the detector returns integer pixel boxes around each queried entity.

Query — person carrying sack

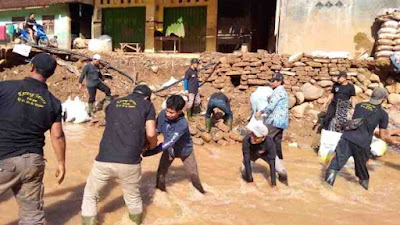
[325,87,400,190]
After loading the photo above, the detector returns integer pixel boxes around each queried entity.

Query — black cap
[191,58,199,64]
[338,71,347,78]
[270,72,284,83]
[31,53,57,78]
[133,84,152,99]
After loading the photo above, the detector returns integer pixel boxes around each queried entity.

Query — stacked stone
[188,122,244,147]
[199,51,400,112]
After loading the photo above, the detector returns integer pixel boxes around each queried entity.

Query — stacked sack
[375,20,400,59]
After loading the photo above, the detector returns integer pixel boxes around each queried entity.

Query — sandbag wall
[375,9,400,59]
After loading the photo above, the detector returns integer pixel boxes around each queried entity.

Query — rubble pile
[374,8,400,59]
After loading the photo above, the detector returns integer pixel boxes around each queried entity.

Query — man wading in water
[143,95,206,194]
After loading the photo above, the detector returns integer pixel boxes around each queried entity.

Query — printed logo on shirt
[360,102,376,111]
[335,87,339,92]
[17,91,46,108]
[116,99,137,108]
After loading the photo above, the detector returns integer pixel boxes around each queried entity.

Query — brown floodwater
[1,124,400,225]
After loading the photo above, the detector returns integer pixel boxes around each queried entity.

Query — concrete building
[0,0,94,49]
[277,0,400,56]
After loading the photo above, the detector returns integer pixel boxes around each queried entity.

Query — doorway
[217,0,277,53]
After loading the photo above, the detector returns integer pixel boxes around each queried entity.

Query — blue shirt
[261,85,289,129]
[390,55,400,72]
[156,110,193,158]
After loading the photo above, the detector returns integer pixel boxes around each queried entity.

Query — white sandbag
[394,45,400,51]
[62,96,91,124]
[378,33,397,39]
[378,27,398,34]
[318,129,342,164]
[370,137,388,157]
[375,50,394,57]
[377,45,394,51]
[289,52,303,62]
[250,86,274,115]
[161,76,179,88]
[310,51,350,59]
[378,39,394,45]
[394,39,400,45]
[382,20,399,29]
[88,35,112,52]
[319,130,388,164]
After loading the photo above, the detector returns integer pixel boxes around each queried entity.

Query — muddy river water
[1,124,400,225]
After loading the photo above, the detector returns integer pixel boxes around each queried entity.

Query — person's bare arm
[379,129,400,145]
[145,120,157,150]
[351,96,356,109]
[50,122,66,184]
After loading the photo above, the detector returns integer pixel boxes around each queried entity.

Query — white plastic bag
[62,96,91,124]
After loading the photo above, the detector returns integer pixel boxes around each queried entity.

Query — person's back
[210,92,229,103]
[0,78,61,159]
[342,101,388,149]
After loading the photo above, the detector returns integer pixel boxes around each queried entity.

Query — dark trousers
[205,99,233,121]
[156,151,205,194]
[323,103,337,130]
[328,138,370,181]
[87,82,111,104]
[267,124,284,159]
[0,153,46,224]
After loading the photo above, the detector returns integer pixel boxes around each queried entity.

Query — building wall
[0,4,71,49]
[277,0,400,57]
[93,0,217,52]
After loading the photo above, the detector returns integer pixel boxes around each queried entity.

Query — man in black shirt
[323,72,356,131]
[325,87,400,190]
[81,85,157,225]
[184,58,201,122]
[205,92,233,132]
[0,53,66,224]
[79,54,112,116]
[24,13,37,42]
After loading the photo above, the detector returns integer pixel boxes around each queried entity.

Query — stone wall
[198,51,400,110]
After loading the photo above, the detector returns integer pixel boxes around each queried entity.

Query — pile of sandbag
[375,9,400,59]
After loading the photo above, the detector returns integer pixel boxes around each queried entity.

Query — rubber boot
[88,103,94,117]
[205,118,212,133]
[82,216,97,225]
[225,119,233,131]
[129,213,143,225]
[325,169,337,186]
[187,109,195,122]
[278,172,288,186]
[193,105,201,115]
[359,179,369,190]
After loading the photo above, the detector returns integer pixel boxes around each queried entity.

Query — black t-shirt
[96,93,156,164]
[210,92,229,103]
[0,78,62,160]
[25,18,36,30]
[342,102,389,150]
[184,67,199,94]
[331,83,355,104]
[79,63,103,88]
[242,134,276,183]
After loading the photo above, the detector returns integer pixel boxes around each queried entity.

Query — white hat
[93,54,101,60]
[247,117,269,137]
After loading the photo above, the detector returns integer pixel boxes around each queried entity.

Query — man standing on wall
[322,72,356,131]
[0,53,66,224]
[184,58,201,122]
[79,54,112,116]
